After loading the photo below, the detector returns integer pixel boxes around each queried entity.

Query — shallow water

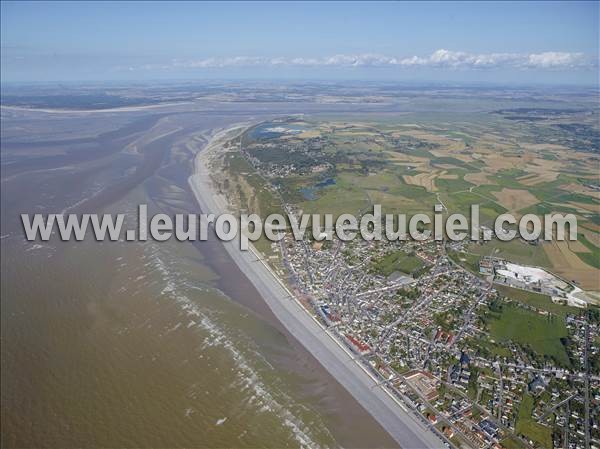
[1,107,397,448]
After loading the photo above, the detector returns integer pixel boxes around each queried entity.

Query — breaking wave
[141,241,329,449]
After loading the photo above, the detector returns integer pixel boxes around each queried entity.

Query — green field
[487,304,570,366]
[467,240,551,268]
[447,250,481,274]
[574,233,600,269]
[515,394,553,448]
[500,436,527,449]
[371,251,427,277]
[472,338,512,358]
[496,285,581,318]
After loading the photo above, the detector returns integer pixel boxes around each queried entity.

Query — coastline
[0,102,193,114]
[188,124,445,449]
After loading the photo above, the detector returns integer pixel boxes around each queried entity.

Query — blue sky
[1,1,598,84]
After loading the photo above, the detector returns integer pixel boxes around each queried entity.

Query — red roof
[345,334,370,352]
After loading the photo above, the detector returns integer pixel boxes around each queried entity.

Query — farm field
[218,106,599,296]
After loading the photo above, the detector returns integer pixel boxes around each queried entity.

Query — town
[219,118,600,449]
[272,229,599,449]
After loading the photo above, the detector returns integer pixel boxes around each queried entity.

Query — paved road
[583,323,590,449]
[189,131,444,448]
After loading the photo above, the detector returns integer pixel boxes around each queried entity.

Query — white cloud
[126,50,592,71]
[526,52,585,68]
[398,49,588,69]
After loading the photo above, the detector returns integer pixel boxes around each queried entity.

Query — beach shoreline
[188,123,445,449]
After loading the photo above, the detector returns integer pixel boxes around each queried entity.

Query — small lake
[250,123,307,140]
[300,178,336,200]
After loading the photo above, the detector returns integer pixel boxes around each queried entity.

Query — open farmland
[216,103,599,295]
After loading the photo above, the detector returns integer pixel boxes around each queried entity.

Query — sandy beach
[0,102,193,114]
[188,124,445,449]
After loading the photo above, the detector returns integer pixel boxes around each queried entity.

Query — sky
[1,1,599,84]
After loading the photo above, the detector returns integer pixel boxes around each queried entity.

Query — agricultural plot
[468,240,551,268]
[223,113,599,295]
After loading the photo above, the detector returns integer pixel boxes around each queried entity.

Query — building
[405,370,440,401]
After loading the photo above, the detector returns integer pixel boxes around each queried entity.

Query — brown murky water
[1,107,397,448]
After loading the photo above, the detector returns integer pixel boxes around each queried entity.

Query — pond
[249,123,307,140]
[300,178,336,200]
